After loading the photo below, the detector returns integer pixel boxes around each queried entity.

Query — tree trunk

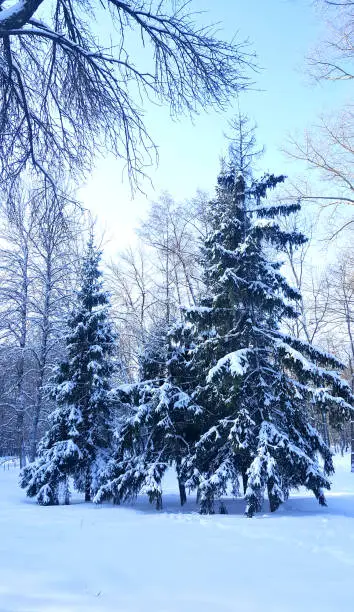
[30,373,45,462]
[16,384,27,468]
[64,478,70,505]
[178,478,187,506]
[30,400,41,462]
[155,493,163,510]
[176,459,187,505]
[242,470,248,495]
[16,240,30,467]
[19,439,26,469]
[30,311,49,461]
[30,257,51,461]
[85,468,91,502]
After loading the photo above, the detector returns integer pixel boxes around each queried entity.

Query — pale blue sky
[79,0,350,253]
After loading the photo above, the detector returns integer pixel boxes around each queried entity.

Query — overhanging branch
[0,0,44,31]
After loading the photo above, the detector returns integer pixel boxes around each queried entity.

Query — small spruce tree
[95,318,201,508]
[20,236,117,505]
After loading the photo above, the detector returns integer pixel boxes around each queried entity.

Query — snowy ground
[1,456,354,612]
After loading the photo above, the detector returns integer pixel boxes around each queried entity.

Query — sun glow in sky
[78,0,350,255]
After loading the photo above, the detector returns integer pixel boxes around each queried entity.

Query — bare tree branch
[0,1,253,192]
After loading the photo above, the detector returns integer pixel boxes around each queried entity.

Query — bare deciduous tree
[107,191,209,378]
[28,190,82,460]
[138,193,204,318]
[0,0,252,192]
[285,109,354,216]
[325,249,354,376]
[0,196,35,465]
[283,2,354,234]
[280,210,333,344]
[108,246,156,380]
[308,1,354,82]
[0,185,85,463]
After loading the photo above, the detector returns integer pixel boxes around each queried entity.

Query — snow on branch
[0,1,43,30]
[207,349,249,383]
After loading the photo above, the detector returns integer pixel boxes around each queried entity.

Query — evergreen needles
[20,237,117,504]
[21,154,354,516]
[95,167,354,515]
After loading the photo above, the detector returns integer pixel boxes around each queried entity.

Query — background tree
[108,246,156,381]
[281,218,354,455]
[0,196,35,466]
[285,109,354,229]
[282,0,354,460]
[138,193,203,317]
[308,1,354,83]
[283,1,354,235]
[108,191,209,379]
[0,186,84,462]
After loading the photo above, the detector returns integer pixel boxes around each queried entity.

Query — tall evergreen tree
[20,236,117,505]
[181,168,354,516]
[98,118,354,517]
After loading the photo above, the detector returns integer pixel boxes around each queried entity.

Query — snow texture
[0,1,25,23]
[1,455,354,611]
[207,349,249,382]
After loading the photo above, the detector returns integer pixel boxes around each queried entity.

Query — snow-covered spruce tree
[95,318,201,509]
[181,169,354,516]
[20,236,117,505]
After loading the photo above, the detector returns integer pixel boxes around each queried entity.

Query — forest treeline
[0,0,353,515]
[1,116,351,515]
[2,173,352,468]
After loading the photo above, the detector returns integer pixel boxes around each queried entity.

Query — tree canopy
[0,0,252,193]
